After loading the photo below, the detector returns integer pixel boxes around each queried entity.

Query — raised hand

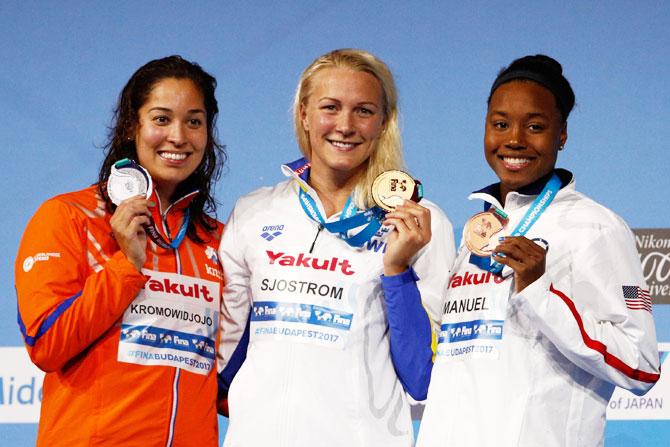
[382,200,431,276]
[110,196,152,271]
[492,236,546,292]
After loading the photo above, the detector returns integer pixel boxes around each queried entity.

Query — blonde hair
[292,48,404,209]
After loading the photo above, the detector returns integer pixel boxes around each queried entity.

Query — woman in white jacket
[217,49,455,446]
[417,54,660,447]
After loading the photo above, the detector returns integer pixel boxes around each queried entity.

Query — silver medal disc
[107,162,152,205]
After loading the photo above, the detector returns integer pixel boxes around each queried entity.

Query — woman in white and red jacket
[417,54,660,447]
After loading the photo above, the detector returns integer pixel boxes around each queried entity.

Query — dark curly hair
[97,55,226,243]
[488,54,575,122]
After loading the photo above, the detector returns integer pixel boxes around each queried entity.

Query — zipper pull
[309,224,324,254]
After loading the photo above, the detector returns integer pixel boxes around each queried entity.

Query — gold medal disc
[371,170,421,211]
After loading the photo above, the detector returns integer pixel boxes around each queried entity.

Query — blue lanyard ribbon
[145,209,190,250]
[298,189,383,247]
[471,173,561,274]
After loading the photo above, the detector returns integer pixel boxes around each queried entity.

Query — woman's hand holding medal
[492,236,546,293]
[372,170,429,276]
[107,158,155,271]
[110,196,152,271]
[382,200,431,276]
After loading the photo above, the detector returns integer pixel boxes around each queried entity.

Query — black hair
[97,55,226,243]
[488,54,575,122]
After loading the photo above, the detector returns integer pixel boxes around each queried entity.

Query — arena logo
[260,224,284,242]
[266,250,355,275]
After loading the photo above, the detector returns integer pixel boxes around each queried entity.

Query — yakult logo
[266,250,355,275]
[449,271,506,289]
[145,274,215,302]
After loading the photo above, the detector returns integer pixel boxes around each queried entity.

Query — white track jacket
[417,170,660,447]
[218,159,455,447]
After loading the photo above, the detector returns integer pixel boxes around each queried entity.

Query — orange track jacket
[15,185,224,446]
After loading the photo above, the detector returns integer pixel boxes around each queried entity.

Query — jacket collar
[149,187,199,217]
[281,157,315,195]
[469,168,574,211]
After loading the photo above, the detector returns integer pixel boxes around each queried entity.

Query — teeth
[503,157,530,166]
[160,152,187,161]
[330,140,356,149]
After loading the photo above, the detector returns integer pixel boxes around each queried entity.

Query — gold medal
[371,170,423,211]
[464,207,508,256]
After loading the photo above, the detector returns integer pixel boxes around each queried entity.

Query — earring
[559,145,565,150]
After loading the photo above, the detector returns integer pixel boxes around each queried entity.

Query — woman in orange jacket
[15,55,226,446]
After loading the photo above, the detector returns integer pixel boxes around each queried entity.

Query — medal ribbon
[145,210,190,250]
[471,173,562,274]
[111,158,190,250]
[298,189,383,247]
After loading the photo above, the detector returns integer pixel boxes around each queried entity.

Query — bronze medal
[464,208,508,257]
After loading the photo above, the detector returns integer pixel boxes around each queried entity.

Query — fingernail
[498,236,505,241]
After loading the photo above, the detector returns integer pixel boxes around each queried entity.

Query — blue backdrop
[1,1,668,445]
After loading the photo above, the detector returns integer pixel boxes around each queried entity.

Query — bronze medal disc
[464,211,506,257]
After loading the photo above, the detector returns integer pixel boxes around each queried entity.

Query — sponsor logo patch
[205,246,218,264]
[266,250,355,275]
[260,224,285,241]
[22,252,61,272]
[144,273,217,303]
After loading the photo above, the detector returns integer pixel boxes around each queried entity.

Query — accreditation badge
[435,254,512,362]
[117,269,220,375]
[463,207,508,257]
[250,259,356,350]
[371,170,423,212]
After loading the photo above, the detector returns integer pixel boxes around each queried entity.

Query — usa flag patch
[622,285,652,312]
